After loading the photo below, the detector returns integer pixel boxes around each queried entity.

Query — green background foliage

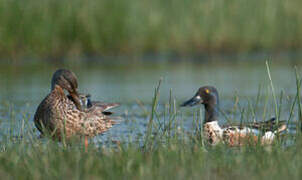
[0,0,301,59]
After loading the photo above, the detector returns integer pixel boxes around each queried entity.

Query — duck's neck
[204,103,219,123]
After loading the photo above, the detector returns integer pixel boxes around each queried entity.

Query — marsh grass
[1,64,302,179]
[1,0,302,59]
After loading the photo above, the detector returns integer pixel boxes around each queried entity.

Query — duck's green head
[181,86,219,107]
[181,86,220,122]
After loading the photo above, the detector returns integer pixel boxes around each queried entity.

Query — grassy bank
[0,0,302,59]
[0,137,302,180]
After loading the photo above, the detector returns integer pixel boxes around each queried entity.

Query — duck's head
[181,86,220,122]
[51,69,79,93]
[51,69,82,110]
[181,86,219,107]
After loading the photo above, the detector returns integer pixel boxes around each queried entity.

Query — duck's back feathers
[246,117,287,133]
[67,93,120,112]
[35,85,121,140]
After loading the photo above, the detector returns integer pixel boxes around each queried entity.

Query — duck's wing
[67,93,120,112]
[67,93,91,110]
[221,117,287,136]
[75,97,121,137]
[78,108,122,137]
[86,101,120,116]
[221,118,287,133]
[244,118,287,133]
[90,101,120,112]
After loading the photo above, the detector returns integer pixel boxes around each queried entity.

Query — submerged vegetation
[0,63,302,179]
[0,0,302,59]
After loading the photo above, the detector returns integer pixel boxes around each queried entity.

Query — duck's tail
[274,123,287,134]
[91,102,123,124]
[260,118,287,145]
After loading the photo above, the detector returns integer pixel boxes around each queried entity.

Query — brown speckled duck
[181,86,287,146]
[34,69,120,147]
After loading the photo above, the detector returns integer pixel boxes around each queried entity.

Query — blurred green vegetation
[0,139,302,180]
[0,0,301,59]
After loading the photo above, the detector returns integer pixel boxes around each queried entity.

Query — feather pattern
[34,69,121,141]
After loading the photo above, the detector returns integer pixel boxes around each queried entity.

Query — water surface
[0,60,301,143]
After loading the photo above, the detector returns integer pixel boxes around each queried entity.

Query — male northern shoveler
[34,69,120,147]
[181,86,287,146]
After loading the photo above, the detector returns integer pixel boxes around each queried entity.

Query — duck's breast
[203,121,223,145]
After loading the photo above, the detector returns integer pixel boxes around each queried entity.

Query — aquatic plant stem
[294,66,302,132]
[266,61,278,123]
[144,78,162,149]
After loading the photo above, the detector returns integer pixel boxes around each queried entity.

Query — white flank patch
[195,96,201,100]
[262,131,275,140]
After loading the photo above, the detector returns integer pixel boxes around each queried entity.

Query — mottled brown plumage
[34,69,120,141]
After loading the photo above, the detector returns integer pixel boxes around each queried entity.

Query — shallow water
[0,60,301,143]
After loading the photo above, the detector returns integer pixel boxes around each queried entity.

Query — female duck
[34,69,120,144]
[181,86,286,146]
